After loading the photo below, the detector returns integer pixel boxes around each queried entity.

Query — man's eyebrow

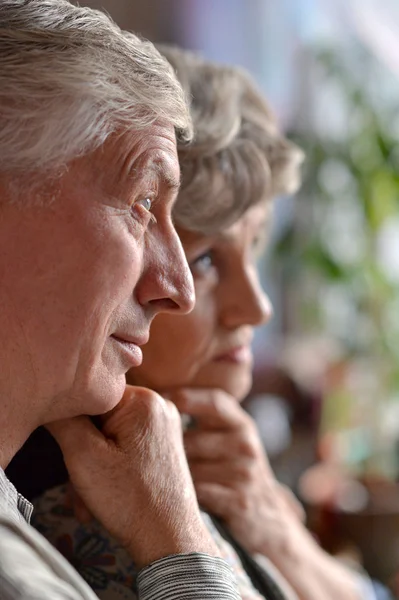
[125,159,181,194]
[152,162,181,193]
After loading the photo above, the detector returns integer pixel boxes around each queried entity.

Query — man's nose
[136,226,195,316]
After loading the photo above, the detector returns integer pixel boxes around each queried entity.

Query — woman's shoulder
[33,484,139,599]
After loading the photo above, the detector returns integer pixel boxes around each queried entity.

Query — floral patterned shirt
[33,484,288,600]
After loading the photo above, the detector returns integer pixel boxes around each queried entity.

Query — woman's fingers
[168,388,248,430]
[184,429,256,461]
[190,459,253,485]
[279,484,306,523]
[184,431,234,460]
[195,482,235,518]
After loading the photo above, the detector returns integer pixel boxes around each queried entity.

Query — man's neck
[0,406,33,469]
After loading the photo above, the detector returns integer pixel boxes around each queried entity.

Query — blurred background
[75,0,399,591]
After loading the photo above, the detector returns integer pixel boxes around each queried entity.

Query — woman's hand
[170,388,363,600]
[47,385,220,569]
[170,387,302,556]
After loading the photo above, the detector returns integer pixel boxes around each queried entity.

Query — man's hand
[47,385,220,569]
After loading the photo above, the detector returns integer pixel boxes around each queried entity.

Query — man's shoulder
[0,467,25,526]
[0,514,96,600]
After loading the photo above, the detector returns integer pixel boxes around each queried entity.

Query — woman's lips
[111,335,143,367]
[214,345,252,365]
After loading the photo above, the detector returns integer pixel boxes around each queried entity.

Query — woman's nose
[256,289,273,326]
[136,227,195,316]
[221,266,273,329]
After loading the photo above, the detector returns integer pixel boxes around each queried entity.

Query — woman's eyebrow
[218,217,270,242]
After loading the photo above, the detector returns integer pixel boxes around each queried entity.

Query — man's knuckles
[111,386,176,426]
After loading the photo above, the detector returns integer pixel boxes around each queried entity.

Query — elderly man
[0,1,240,599]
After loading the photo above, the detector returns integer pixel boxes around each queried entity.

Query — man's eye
[137,197,153,211]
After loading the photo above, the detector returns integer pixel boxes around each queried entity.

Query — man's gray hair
[0,0,192,187]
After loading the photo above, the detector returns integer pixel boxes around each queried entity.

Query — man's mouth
[110,333,148,367]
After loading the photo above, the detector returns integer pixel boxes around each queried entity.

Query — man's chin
[84,375,126,416]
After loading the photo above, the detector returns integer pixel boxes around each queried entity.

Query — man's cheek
[93,254,141,307]
[110,249,142,295]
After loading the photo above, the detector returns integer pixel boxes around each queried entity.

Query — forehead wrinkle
[125,156,181,195]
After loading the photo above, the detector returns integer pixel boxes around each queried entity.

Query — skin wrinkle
[66,175,135,397]
[53,187,117,404]
[0,120,194,467]
[126,161,182,197]
[66,125,183,405]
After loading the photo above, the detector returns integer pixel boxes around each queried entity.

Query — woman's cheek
[185,298,218,364]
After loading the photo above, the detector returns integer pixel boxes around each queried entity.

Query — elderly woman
[0,4,242,600]
[24,46,384,600]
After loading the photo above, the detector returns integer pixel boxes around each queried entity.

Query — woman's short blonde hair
[158,45,303,235]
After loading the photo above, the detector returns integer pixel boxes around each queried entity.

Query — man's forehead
[132,156,181,192]
[88,124,179,186]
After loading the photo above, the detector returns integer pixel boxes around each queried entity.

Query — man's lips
[110,333,149,367]
[112,332,149,346]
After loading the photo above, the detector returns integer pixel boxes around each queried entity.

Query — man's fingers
[72,489,94,524]
[46,415,107,461]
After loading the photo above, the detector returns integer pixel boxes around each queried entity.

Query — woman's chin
[193,365,253,402]
[125,362,253,403]
[218,363,253,399]
[227,378,252,402]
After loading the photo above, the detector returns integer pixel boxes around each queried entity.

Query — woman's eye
[189,251,214,276]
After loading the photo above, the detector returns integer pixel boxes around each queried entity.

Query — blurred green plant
[273,45,399,478]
